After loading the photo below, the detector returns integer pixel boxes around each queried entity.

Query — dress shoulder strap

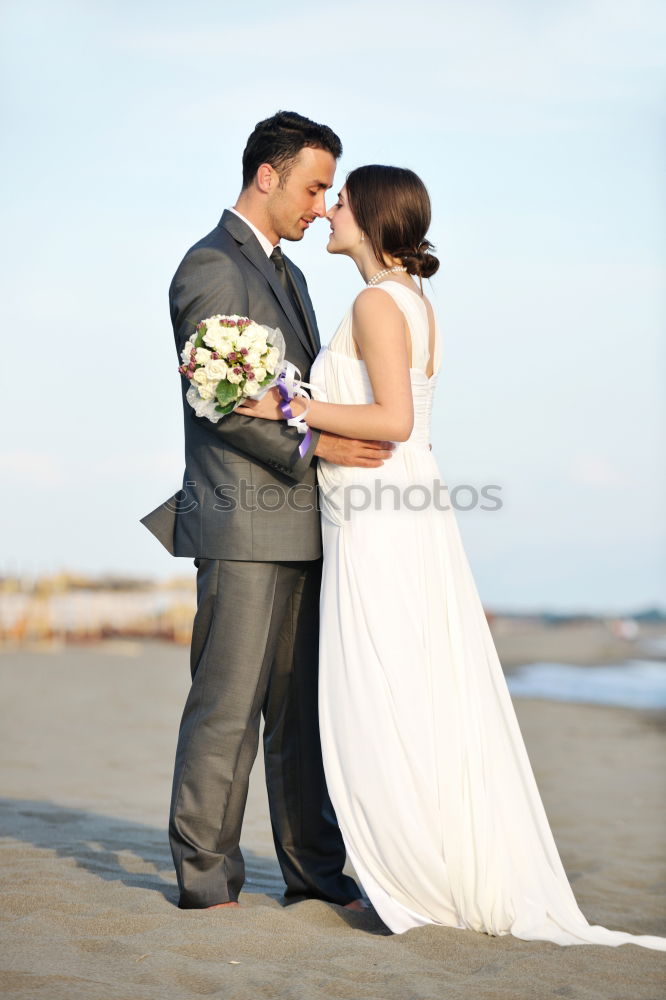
[363,282,440,375]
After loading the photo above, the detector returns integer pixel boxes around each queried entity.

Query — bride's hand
[236,386,286,420]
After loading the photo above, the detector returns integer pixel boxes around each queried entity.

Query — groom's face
[267,146,336,242]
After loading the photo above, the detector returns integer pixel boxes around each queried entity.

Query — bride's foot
[204,901,240,909]
[343,898,369,911]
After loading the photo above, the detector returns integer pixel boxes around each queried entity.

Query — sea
[506,653,666,711]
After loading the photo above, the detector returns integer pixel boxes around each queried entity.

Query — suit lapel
[221,211,315,360]
[284,260,320,355]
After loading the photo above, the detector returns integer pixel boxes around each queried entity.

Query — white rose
[186,384,219,421]
[243,378,263,397]
[242,321,269,348]
[218,335,237,357]
[204,328,237,356]
[252,366,267,384]
[180,335,197,364]
[204,359,229,381]
[202,327,224,352]
[264,346,280,372]
[242,352,258,370]
[192,367,209,385]
[193,347,212,364]
[198,315,220,336]
[197,380,217,401]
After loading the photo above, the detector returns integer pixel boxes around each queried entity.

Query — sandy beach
[1,639,664,1000]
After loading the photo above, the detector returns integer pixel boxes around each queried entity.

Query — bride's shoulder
[352,285,403,320]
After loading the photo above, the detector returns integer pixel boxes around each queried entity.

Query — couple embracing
[142,111,665,949]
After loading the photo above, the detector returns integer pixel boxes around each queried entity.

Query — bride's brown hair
[345,165,440,280]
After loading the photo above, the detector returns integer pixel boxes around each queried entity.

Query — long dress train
[309,281,666,949]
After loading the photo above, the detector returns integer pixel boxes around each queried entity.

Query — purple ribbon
[277,372,312,458]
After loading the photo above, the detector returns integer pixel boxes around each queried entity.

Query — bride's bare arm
[236,289,414,442]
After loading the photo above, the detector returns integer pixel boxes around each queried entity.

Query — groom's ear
[256,163,276,194]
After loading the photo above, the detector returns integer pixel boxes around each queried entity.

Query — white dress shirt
[227,207,276,258]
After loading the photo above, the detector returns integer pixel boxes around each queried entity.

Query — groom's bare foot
[204,901,240,909]
[343,899,369,911]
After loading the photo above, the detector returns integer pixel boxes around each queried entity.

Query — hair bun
[399,239,440,279]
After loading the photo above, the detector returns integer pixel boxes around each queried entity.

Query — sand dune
[0,641,664,999]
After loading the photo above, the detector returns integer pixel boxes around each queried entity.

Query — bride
[236,165,666,950]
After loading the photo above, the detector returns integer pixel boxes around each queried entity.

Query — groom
[141,111,393,910]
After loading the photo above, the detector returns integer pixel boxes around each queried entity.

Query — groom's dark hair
[242,111,342,188]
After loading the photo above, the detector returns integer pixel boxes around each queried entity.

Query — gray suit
[141,210,359,908]
[142,209,322,560]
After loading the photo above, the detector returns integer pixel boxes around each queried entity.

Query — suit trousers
[169,556,360,909]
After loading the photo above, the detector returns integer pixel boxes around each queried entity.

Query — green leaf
[215,378,240,408]
[259,372,275,388]
[215,400,237,416]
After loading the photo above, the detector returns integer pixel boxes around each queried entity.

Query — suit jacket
[140,210,323,561]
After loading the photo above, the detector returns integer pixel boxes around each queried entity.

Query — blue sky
[2,0,664,612]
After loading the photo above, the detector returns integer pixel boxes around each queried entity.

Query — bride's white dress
[309,280,666,949]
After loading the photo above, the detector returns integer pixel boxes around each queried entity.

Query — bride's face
[326,186,363,255]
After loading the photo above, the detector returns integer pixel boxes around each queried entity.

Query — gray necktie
[270,246,306,331]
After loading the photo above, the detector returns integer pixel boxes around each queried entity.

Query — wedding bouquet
[179,314,285,422]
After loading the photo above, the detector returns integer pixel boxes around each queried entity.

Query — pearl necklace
[366,265,407,286]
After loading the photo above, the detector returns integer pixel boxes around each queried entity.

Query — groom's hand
[314,432,395,467]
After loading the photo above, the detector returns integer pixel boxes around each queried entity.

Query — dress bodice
[309,281,442,449]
